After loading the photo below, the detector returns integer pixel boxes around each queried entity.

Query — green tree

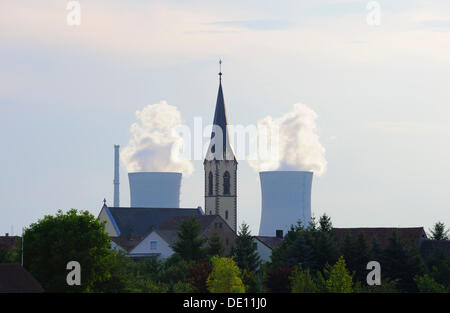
[290,265,318,293]
[172,217,207,261]
[187,260,212,293]
[414,274,447,293]
[325,256,353,293]
[207,231,224,258]
[382,230,425,292]
[429,222,449,240]
[23,209,115,292]
[318,214,333,232]
[263,265,294,293]
[207,256,245,293]
[340,232,370,283]
[232,223,260,273]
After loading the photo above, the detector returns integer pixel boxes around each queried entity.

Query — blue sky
[1,0,450,235]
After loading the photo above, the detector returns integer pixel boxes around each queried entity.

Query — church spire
[206,60,236,161]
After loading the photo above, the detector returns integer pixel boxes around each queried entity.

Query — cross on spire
[219,59,222,82]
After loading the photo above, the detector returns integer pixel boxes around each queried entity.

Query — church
[98,67,239,258]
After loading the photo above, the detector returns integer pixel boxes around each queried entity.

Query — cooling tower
[128,172,181,208]
[258,171,313,236]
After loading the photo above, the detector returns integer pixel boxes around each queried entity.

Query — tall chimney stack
[114,145,120,207]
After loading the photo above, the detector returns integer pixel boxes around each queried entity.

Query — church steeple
[205,61,236,162]
[204,61,238,232]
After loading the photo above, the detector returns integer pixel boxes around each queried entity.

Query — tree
[290,265,318,293]
[414,274,447,293]
[382,230,425,292]
[319,214,333,232]
[207,231,224,258]
[187,260,212,293]
[263,265,294,293]
[172,217,207,261]
[233,223,260,273]
[325,256,353,293]
[23,209,115,292]
[340,232,370,283]
[429,222,449,240]
[207,256,245,293]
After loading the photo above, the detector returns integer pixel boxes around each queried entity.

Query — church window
[225,210,229,220]
[208,172,213,196]
[223,171,230,195]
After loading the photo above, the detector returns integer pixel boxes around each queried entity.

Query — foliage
[414,274,447,293]
[207,256,245,293]
[263,265,294,293]
[0,246,19,263]
[325,256,353,293]
[425,248,450,290]
[187,260,212,293]
[172,217,207,262]
[207,231,224,258]
[340,232,370,282]
[23,209,115,292]
[232,223,260,273]
[429,222,449,241]
[381,230,425,292]
[173,281,193,293]
[290,265,318,293]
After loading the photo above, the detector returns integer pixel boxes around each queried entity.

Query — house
[253,230,284,264]
[0,233,20,252]
[118,215,236,259]
[0,264,44,293]
[98,205,203,237]
[333,227,428,249]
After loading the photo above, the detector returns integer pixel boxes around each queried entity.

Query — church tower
[204,62,238,232]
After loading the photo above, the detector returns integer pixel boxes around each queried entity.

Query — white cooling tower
[258,171,313,236]
[128,172,181,208]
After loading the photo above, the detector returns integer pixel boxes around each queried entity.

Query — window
[225,210,229,220]
[150,241,157,250]
[223,171,230,195]
[208,172,213,196]
[226,238,229,246]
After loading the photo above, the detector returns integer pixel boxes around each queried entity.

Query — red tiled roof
[0,264,44,293]
[333,227,427,248]
[0,236,20,251]
[110,236,144,252]
[254,236,283,250]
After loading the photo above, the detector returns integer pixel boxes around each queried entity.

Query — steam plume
[248,103,327,176]
[121,101,194,175]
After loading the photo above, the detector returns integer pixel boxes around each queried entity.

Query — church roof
[205,70,236,162]
[106,207,202,237]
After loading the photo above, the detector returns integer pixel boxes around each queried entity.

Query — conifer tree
[233,223,261,273]
[207,231,224,257]
[172,217,207,261]
[429,222,449,240]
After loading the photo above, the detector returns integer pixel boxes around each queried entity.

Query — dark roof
[0,236,20,251]
[208,79,236,161]
[254,236,283,250]
[333,227,427,248]
[0,264,44,293]
[107,207,202,237]
[110,235,145,252]
[156,215,220,245]
[420,239,450,259]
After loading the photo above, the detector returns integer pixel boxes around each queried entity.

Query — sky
[1,0,450,235]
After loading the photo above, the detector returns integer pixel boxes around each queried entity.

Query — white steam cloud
[121,101,194,175]
[248,103,327,176]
